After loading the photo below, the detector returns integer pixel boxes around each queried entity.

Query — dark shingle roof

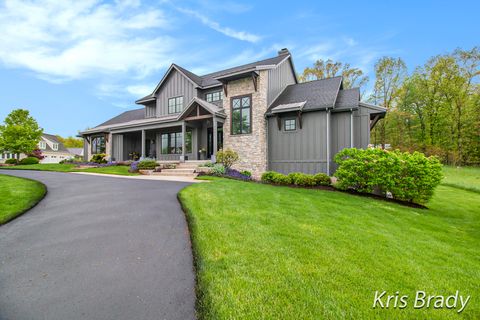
[269,77,343,112]
[95,108,145,127]
[334,88,360,110]
[199,54,289,87]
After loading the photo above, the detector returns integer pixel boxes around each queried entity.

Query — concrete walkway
[0,170,196,320]
[72,171,205,183]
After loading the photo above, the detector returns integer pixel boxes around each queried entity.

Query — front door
[207,127,223,159]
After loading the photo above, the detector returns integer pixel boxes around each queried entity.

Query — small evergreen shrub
[271,172,292,185]
[137,159,157,170]
[288,172,316,186]
[314,173,331,186]
[90,153,107,164]
[211,164,226,176]
[5,158,18,165]
[334,148,443,204]
[19,157,40,165]
[261,171,277,183]
[216,149,239,169]
[240,170,252,177]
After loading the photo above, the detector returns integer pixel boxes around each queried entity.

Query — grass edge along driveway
[178,175,479,319]
[0,174,47,224]
[0,163,138,176]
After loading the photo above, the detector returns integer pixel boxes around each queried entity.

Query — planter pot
[139,169,154,175]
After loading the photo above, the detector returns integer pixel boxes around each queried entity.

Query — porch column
[181,121,186,162]
[212,116,217,163]
[141,129,146,159]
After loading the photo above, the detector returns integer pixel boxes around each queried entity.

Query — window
[168,96,183,114]
[39,141,46,149]
[231,95,251,134]
[52,143,59,151]
[206,91,223,102]
[284,119,296,131]
[91,136,106,154]
[160,131,192,154]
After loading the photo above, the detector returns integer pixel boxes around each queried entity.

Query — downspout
[350,109,354,148]
[326,108,331,176]
[265,114,269,171]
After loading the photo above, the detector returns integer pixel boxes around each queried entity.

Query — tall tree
[370,57,407,148]
[57,135,83,148]
[299,59,369,92]
[0,109,43,158]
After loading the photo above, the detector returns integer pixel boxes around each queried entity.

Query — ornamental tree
[0,109,43,158]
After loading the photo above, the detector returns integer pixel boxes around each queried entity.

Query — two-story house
[79,49,385,177]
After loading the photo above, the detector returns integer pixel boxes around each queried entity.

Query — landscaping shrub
[201,162,215,167]
[129,161,139,173]
[5,158,18,165]
[288,172,316,186]
[226,168,251,180]
[28,148,45,160]
[334,148,443,204]
[261,171,277,183]
[19,157,40,165]
[240,170,252,177]
[271,172,293,185]
[314,173,331,186]
[216,149,239,169]
[211,164,226,176]
[90,153,107,164]
[137,159,157,170]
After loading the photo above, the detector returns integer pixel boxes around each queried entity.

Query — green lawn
[0,174,46,224]
[179,174,480,319]
[442,166,480,193]
[0,163,138,176]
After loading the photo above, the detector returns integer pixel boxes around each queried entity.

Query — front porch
[109,99,225,162]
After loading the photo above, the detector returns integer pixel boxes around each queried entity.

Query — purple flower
[226,168,251,180]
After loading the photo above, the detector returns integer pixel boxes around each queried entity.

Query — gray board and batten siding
[267,107,372,175]
[267,57,297,106]
[156,69,197,117]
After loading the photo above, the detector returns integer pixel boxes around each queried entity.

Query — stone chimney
[278,48,290,56]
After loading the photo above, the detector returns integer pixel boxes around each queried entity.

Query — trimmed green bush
[334,148,443,204]
[261,171,277,183]
[137,159,157,170]
[211,164,226,176]
[90,153,107,164]
[314,173,331,186]
[288,172,316,187]
[216,149,239,169]
[19,157,40,165]
[271,172,292,185]
[240,170,252,177]
[4,158,18,165]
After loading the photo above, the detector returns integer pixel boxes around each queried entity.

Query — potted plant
[199,148,206,160]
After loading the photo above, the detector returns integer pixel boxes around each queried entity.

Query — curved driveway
[0,170,195,320]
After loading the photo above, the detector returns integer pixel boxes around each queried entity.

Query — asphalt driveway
[0,170,195,320]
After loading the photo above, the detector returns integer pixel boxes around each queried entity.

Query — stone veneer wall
[222,70,268,178]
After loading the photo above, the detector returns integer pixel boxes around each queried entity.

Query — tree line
[300,47,480,166]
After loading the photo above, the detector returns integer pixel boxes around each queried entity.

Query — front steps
[151,160,208,177]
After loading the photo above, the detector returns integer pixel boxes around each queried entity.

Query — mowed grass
[0,163,138,176]
[0,174,46,224]
[443,166,480,193]
[179,174,480,319]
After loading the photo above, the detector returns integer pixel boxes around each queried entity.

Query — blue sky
[0,0,478,137]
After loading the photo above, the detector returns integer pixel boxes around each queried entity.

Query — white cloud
[0,0,175,81]
[126,84,154,97]
[176,7,261,43]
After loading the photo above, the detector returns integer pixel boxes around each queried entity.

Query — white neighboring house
[0,133,74,164]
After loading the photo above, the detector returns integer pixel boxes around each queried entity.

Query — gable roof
[136,51,295,104]
[177,97,226,120]
[268,77,343,113]
[95,108,145,127]
[41,133,71,153]
[334,88,360,111]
